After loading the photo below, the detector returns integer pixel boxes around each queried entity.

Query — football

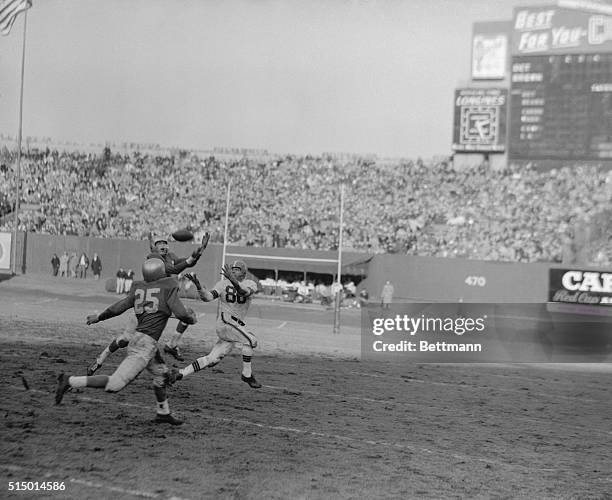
[171,229,195,242]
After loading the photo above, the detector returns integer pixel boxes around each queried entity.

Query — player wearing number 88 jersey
[215,265,256,324]
[170,260,262,388]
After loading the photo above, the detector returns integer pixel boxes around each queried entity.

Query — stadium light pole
[333,182,345,334]
[11,11,27,275]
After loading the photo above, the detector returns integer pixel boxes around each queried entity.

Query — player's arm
[147,231,155,253]
[166,286,197,325]
[183,273,217,302]
[221,264,255,297]
[166,232,210,273]
[86,293,136,325]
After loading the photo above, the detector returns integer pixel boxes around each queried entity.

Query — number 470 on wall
[465,276,486,287]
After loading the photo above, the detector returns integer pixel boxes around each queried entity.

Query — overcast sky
[1,0,536,158]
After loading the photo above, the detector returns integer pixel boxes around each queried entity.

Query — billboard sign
[0,232,11,270]
[512,5,612,55]
[549,268,612,305]
[452,88,508,152]
[472,21,511,80]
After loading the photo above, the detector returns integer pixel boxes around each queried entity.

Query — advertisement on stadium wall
[511,5,612,55]
[549,268,612,306]
[472,21,512,80]
[0,232,11,270]
[452,88,508,153]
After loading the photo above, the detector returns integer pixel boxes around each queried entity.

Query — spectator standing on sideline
[381,281,394,309]
[51,253,60,276]
[124,269,135,293]
[359,288,369,308]
[68,252,78,278]
[91,253,102,280]
[59,252,69,278]
[116,268,126,294]
[78,252,90,279]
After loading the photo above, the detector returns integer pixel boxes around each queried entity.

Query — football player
[169,260,261,388]
[55,257,198,425]
[86,231,209,375]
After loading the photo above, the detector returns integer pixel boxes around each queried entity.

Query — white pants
[217,313,257,348]
[202,314,258,365]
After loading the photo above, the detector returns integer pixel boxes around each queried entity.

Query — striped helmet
[230,260,247,281]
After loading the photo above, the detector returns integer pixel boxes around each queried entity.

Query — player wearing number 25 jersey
[168,260,262,389]
[55,258,197,425]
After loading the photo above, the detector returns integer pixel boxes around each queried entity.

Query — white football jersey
[213,278,257,321]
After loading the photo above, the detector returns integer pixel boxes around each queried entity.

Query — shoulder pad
[159,276,179,287]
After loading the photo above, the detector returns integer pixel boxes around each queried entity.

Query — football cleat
[241,374,262,389]
[55,373,71,405]
[164,344,184,361]
[86,360,101,376]
[165,368,183,385]
[154,413,183,425]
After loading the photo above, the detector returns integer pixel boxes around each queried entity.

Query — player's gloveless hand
[86,314,99,325]
[221,264,236,284]
[184,273,202,290]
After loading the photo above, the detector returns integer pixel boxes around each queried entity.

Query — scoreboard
[509,53,612,161]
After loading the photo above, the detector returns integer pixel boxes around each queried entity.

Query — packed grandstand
[1,145,611,265]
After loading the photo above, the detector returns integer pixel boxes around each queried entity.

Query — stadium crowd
[1,146,611,264]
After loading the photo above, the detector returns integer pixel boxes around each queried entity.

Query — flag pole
[11,9,27,275]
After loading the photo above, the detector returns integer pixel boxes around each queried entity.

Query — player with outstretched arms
[55,258,198,425]
[169,260,262,388]
[86,231,209,375]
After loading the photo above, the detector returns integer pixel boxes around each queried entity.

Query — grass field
[1,275,611,499]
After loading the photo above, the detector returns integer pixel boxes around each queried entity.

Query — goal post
[220,180,346,334]
[333,183,345,334]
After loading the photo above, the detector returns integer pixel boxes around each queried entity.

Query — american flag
[0,0,31,36]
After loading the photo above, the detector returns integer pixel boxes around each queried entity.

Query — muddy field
[1,275,611,499]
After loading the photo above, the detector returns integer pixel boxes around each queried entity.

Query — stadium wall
[363,253,550,302]
[18,233,552,302]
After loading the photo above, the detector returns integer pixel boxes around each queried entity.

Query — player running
[169,260,262,389]
[86,232,209,375]
[55,258,197,425]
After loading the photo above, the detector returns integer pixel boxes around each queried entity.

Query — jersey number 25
[134,288,160,313]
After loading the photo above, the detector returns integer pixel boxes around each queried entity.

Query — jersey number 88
[225,285,246,304]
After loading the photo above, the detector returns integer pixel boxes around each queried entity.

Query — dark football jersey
[99,276,194,341]
[146,251,190,276]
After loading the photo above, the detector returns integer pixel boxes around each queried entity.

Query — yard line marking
[5,386,579,472]
[70,478,158,498]
[32,298,58,305]
[0,463,190,500]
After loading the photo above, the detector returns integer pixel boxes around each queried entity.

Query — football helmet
[142,257,166,282]
[230,260,247,281]
[152,234,169,255]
